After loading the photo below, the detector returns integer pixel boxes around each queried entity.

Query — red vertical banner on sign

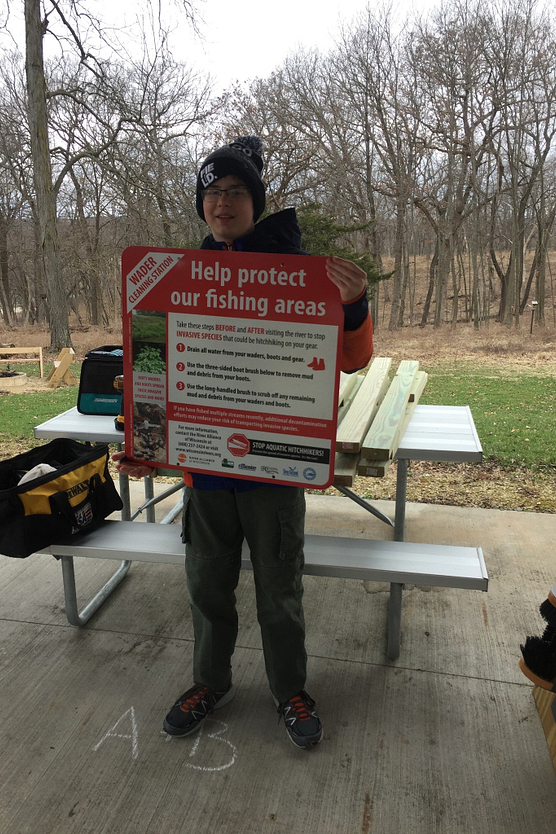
[121,247,343,489]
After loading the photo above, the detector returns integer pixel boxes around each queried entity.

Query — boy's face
[203,175,255,243]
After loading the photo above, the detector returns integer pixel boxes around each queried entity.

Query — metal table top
[34,408,124,444]
[35,403,482,463]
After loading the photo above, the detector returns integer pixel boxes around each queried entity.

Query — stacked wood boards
[357,367,427,477]
[333,359,427,486]
[336,358,392,452]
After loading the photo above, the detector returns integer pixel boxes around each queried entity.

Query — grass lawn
[420,361,556,469]
[0,388,79,442]
[1,356,554,512]
[2,359,554,467]
[0,361,80,451]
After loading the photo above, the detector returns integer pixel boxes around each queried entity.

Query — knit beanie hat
[196,136,266,222]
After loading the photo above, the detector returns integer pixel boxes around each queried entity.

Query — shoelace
[179,686,209,713]
[278,693,313,723]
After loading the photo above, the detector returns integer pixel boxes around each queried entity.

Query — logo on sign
[227,434,250,457]
[303,467,317,481]
[126,251,183,313]
[283,467,299,478]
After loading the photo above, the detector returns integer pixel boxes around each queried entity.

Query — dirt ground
[1,319,555,512]
[3,317,555,378]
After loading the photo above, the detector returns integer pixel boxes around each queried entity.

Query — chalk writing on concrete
[163,718,237,771]
[93,706,139,760]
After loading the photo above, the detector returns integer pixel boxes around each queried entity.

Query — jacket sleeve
[341,289,374,373]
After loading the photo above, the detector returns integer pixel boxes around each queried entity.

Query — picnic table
[34,403,486,659]
[34,402,482,536]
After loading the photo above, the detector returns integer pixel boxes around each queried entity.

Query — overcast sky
[171,0,379,89]
[4,0,439,91]
[104,0,439,91]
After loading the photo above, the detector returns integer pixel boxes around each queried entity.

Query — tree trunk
[0,214,13,326]
[434,233,451,327]
[388,199,406,330]
[24,0,72,350]
[420,246,437,327]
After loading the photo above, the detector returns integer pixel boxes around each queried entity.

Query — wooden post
[46,348,78,388]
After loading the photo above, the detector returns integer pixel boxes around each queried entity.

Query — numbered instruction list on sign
[122,247,343,488]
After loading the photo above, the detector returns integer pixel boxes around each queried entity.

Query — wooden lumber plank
[0,346,41,355]
[338,371,360,405]
[0,346,44,377]
[407,370,428,405]
[337,373,364,426]
[333,451,358,486]
[336,357,392,452]
[361,360,420,460]
[336,363,428,484]
[356,457,393,478]
[358,370,428,474]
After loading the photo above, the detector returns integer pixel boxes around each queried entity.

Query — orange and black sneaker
[163,683,235,736]
[276,690,323,749]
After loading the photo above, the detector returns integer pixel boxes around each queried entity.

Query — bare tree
[333,8,424,329]
[484,0,556,325]
[24,0,71,347]
[23,0,201,349]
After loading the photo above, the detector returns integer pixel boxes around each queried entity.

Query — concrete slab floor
[1,490,556,833]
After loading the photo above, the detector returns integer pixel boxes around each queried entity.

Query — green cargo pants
[182,485,307,703]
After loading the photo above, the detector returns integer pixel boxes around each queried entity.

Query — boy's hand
[112,450,154,479]
[326,256,368,302]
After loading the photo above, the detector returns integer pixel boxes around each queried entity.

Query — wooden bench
[0,346,43,377]
[43,519,488,660]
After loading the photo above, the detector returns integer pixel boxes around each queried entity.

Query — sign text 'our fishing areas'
[169,260,326,319]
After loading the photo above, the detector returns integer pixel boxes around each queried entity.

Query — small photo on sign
[133,402,167,463]
[132,310,166,375]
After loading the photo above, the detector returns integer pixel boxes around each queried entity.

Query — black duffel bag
[0,439,123,558]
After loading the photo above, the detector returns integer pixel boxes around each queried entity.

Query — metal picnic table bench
[34,403,487,660]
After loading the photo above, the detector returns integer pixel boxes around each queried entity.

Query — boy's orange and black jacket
[184,207,373,490]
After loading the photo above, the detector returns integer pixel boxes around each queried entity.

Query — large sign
[122,247,343,488]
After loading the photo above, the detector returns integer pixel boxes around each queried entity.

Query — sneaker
[276,690,323,749]
[163,683,235,737]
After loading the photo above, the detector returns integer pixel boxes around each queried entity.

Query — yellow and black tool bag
[0,439,123,558]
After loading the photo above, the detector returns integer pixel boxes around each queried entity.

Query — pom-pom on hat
[196,136,266,222]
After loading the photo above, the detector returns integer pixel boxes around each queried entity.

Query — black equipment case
[77,345,123,415]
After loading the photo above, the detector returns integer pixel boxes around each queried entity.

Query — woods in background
[1,0,555,345]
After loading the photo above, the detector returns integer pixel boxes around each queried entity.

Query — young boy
[116,136,373,748]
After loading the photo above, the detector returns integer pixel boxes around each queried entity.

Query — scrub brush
[539,584,556,626]
[519,584,556,691]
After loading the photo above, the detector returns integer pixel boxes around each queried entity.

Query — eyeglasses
[201,186,251,202]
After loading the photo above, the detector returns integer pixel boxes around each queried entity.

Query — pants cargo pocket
[277,500,305,563]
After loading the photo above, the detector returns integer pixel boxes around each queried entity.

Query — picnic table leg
[60,555,131,626]
[387,582,403,660]
[394,458,409,541]
[114,441,131,521]
[144,475,156,523]
[336,485,394,528]
[387,458,410,660]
